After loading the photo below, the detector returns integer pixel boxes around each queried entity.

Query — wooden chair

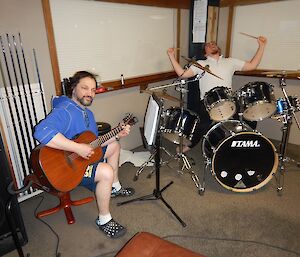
[25,174,94,224]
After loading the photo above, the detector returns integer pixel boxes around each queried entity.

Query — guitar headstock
[122,113,138,126]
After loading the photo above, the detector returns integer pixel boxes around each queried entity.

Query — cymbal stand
[172,78,202,193]
[275,76,300,193]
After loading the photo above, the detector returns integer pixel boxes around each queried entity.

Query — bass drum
[202,120,278,192]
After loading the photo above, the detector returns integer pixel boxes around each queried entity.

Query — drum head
[212,132,278,192]
[209,101,236,121]
[243,102,276,121]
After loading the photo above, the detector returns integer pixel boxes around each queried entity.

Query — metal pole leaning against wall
[6,34,32,161]
[33,49,47,118]
[19,33,38,125]
[12,35,35,147]
[0,36,27,174]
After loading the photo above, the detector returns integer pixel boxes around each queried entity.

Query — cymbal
[262,70,300,77]
[141,90,181,103]
[181,56,223,80]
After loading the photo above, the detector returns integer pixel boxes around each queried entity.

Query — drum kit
[202,73,300,194]
[138,63,300,195]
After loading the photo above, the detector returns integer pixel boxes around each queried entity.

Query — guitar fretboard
[92,125,122,148]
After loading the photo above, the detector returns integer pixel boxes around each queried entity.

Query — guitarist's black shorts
[79,146,108,192]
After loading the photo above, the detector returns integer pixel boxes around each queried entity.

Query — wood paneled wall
[98,0,191,9]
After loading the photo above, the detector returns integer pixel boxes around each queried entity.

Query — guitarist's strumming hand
[76,143,95,160]
[47,133,95,160]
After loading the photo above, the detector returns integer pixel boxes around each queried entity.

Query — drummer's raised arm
[167,48,194,78]
[242,36,267,71]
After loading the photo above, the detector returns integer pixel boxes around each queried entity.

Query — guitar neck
[92,126,122,148]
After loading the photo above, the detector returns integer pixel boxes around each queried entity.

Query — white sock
[98,213,112,225]
[112,181,121,191]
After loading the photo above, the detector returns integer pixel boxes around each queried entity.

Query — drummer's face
[205,41,220,56]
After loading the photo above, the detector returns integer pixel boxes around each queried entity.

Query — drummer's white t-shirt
[190,56,245,100]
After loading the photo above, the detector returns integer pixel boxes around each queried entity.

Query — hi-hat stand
[118,123,186,227]
[275,76,300,193]
[172,78,202,193]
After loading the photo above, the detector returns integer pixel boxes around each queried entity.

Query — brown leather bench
[115,232,207,257]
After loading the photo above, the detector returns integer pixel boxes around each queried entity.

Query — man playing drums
[167,36,267,153]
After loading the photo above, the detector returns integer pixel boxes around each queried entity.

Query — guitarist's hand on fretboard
[118,124,131,139]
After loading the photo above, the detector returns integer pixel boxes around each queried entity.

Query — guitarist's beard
[76,96,93,107]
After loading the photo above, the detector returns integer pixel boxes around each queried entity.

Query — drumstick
[239,32,258,39]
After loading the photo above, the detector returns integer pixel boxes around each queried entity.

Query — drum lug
[204,158,211,166]
[254,130,262,135]
[229,130,236,136]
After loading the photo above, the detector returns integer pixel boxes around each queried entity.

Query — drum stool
[115,232,206,257]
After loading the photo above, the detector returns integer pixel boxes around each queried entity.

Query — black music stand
[117,94,186,227]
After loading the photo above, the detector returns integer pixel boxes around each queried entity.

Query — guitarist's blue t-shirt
[34,96,98,144]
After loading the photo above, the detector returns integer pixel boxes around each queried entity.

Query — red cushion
[115,232,206,257]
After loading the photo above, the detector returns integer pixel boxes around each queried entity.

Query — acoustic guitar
[30,114,137,193]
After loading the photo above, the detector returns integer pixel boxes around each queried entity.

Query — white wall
[0,0,55,109]
[0,0,189,151]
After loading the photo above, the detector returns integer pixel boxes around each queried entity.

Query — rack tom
[204,86,236,122]
[236,81,276,121]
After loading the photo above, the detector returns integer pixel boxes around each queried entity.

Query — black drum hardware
[261,72,300,193]
[137,57,299,195]
[201,77,300,194]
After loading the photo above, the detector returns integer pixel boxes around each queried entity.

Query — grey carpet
[2,139,300,257]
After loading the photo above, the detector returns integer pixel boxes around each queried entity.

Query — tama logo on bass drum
[231,140,260,148]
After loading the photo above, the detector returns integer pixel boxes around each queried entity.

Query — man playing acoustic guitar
[33,71,134,238]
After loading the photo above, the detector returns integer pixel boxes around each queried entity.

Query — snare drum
[202,120,278,192]
[236,81,276,121]
[162,107,201,145]
[204,87,236,122]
